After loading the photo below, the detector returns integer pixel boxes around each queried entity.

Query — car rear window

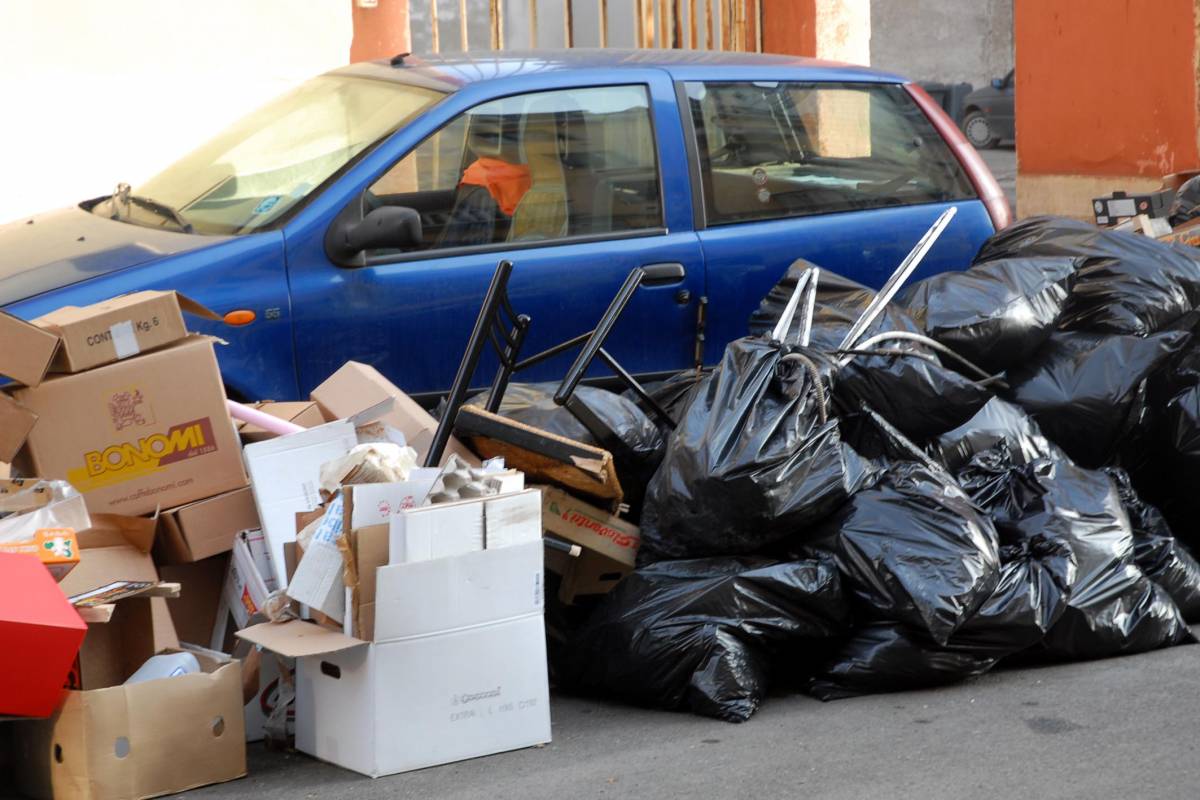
[684,81,977,226]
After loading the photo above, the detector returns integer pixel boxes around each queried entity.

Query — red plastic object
[0,552,88,718]
[905,82,1013,231]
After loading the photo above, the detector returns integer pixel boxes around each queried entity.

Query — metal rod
[563,0,573,46]
[598,0,608,46]
[837,205,959,352]
[459,0,469,49]
[849,331,995,381]
[598,348,677,430]
[800,267,819,347]
[554,269,646,406]
[528,0,538,47]
[513,331,593,371]
[770,266,814,343]
[485,316,531,413]
[430,0,441,52]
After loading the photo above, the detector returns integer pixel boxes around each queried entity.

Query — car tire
[963,110,999,149]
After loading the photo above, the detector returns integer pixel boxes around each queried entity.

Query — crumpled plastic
[639,336,870,562]
[900,256,1075,374]
[556,556,851,722]
[935,397,1062,471]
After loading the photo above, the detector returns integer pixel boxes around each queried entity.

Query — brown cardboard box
[33,290,219,374]
[0,310,60,387]
[158,554,229,646]
[0,392,37,462]
[12,336,247,516]
[539,485,639,601]
[310,361,476,465]
[237,400,324,443]
[154,487,260,564]
[12,623,246,800]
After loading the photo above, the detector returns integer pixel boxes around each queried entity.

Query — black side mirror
[326,205,422,266]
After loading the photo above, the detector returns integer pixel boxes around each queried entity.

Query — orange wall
[351,0,411,63]
[1016,0,1200,177]
[763,0,817,56]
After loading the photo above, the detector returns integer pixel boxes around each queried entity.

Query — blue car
[0,50,1009,403]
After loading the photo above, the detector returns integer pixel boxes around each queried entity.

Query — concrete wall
[762,0,869,62]
[1014,0,1200,217]
[870,0,1012,86]
[0,0,352,224]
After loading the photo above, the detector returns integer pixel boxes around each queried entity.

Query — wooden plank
[755,0,763,51]
[564,0,573,47]
[430,0,440,53]
[529,0,538,47]
[459,0,469,50]
[688,0,697,48]
[599,0,608,47]
[635,0,645,47]
[665,0,676,48]
[705,0,713,49]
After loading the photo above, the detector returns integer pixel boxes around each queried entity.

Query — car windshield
[91,75,444,235]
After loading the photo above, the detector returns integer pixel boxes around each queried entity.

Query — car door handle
[641,262,686,286]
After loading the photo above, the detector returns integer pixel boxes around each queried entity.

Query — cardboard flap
[83,513,158,553]
[69,580,181,608]
[236,619,366,658]
[176,293,222,321]
[0,393,37,463]
[0,310,60,387]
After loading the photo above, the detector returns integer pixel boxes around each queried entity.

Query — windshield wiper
[109,183,195,234]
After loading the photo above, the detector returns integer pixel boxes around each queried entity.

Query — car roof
[331,48,908,90]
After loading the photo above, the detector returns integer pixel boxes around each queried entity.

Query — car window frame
[357,81,670,269]
[681,78,979,229]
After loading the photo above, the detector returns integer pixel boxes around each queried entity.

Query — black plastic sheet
[935,397,1062,471]
[900,257,1075,374]
[639,337,870,562]
[808,461,1000,645]
[1004,330,1189,469]
[557,556,850,722]
[975,215,1200,336]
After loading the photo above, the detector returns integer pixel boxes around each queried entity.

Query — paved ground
[185,630,1198,800]
[979,144,1018,214]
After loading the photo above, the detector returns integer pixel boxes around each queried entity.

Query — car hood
[0,204,231,305]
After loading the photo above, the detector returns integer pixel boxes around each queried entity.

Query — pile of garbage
[553,214,1200,721]
[3,210,1200,798]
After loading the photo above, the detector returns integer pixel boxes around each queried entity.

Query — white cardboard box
[238,519,551,777]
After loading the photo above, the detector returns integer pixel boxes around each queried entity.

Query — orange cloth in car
[460,158,532,217]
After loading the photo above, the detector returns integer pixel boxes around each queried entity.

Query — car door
[994,70,1016,140]
[286,72,704,400]
[677,76,995,363]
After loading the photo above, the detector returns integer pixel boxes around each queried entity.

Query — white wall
[0,0,352,224]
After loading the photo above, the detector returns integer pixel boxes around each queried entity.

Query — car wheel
[963,110,999,149]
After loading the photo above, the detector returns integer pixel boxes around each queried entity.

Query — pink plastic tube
[226,399,306,436]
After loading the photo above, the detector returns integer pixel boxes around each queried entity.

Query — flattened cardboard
[33,290,219,374]
[0,392,37,462]
[455,405,623,510]
[155,486,260,564]
[12,336,247,516]
[238,401,325,443]
[0,310,60,387]
[12,652,246,800]
[310,361,477,466]
[236,619,366,659]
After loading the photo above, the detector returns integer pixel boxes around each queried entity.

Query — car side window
[685,81,976,226]
[366,85,662,255]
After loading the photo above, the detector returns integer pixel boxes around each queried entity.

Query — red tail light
[905,83,1013,231]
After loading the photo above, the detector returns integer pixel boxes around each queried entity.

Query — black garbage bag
[1105,467,1200,622]
[899,257,1075,374]
[1004,330,1189,469]
[807,535,1076,700]
[556,556,851,722]
[975,215,1200,336]
[808,461,1000,645]
[957,449,1193,659]
[749,260,923,349]
[935,397,1062,471]
[468,382,665,513]
[639,337,871,562]
[621,369,707,431]
[1169,175,1200,228]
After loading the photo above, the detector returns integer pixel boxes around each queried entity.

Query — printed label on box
[67,416,220,492]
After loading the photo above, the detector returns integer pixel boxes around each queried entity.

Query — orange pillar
[1015,0,1200,217]
[351,0,412,63]
[761,0,868,64]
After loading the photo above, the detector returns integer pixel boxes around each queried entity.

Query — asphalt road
[183,629,1199,800]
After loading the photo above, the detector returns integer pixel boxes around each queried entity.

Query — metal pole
[430,0,441,52]
[528,0,538,47]
[705,0,713,48]
[688,0,697,48]
[598,0,608,46]
[755,0,763,51]
[564,0,573,46]
[459,0,469,49]
[490,0,503,48]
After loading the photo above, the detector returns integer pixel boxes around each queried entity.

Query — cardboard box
[310,361,476,466]
[237,401,324,443]
[242,420,358,588]
[0,479,91,580]
[0,553,88,718]
[0,310,61,387]
[155,486,260,564]
[158,555,229,647]
[12,336,247,516]
[33,290,218,374]
[539,485,638,600]
[0,392,37,463]
[12,612,246,800]
[239,539,550,778]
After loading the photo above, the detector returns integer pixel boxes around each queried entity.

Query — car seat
[508,100,570,242]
